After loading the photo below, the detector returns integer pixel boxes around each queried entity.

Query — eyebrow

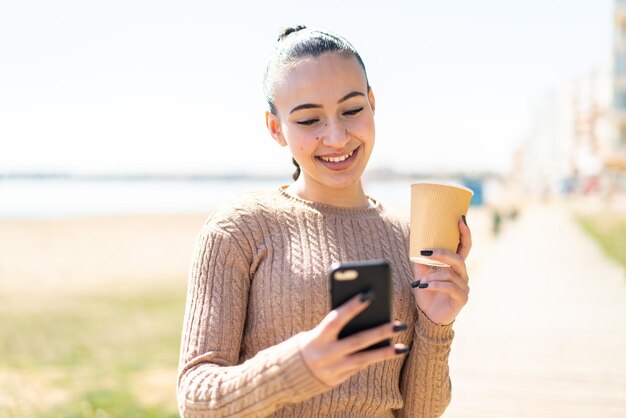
[289,91,366,114]
[338,91,365,103]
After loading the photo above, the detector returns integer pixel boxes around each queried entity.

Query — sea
[0,177,419,219]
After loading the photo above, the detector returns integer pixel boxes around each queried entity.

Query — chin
[320,172,363,190]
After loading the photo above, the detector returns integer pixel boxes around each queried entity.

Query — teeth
[320,150,354,163]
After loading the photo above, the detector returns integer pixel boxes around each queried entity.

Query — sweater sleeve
[177,223,331,418]
[395,306,453,418]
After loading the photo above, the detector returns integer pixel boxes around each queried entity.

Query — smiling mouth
[315,147,360,171]
[317,149,356,163]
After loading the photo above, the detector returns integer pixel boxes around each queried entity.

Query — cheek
[287,133,317,157]
[354,117,375,141]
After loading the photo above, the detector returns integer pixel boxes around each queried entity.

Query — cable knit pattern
[177,187,454,418]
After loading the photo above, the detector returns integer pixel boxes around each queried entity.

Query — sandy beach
[0,213,209,296]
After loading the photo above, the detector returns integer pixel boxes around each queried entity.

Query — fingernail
[462,215,468,226]
[395,346,410,355]
[420,250,433,256]
[410,280,421,288]
[392,322,408,333]
[418,283,429,289]
[360,289,375,303]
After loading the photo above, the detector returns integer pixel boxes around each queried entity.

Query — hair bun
[277,25,307,41]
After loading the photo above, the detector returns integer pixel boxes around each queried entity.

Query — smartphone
[329,259,392,350]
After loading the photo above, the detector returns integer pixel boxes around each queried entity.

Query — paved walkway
[444,204,626,418]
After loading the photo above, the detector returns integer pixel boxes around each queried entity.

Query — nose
[322,119,350,149]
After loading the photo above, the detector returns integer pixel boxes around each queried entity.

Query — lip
[315,146,360,171]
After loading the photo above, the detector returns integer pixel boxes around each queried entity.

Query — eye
[343,107,363,116]
[297,118,319,126]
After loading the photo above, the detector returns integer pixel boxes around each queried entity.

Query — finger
[418,249,468,280]
[319,290,374,338]
[456,216,472,260]
[415,280,469,305]
[334,320,406,356]
[340,343,409,371]
[416,268,469,290]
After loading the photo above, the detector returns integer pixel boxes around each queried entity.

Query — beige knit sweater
[177,187,453,418]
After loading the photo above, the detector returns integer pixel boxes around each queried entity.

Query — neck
[286,177,369,208]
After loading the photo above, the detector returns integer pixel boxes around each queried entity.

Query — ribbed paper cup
[410,181,474,267]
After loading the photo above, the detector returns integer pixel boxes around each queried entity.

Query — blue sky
[0,0,613,175]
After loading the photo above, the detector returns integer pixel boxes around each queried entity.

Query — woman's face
[266,52,375,195]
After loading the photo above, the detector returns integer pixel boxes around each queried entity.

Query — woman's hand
[411,217,472,325]
[298,292,409,387]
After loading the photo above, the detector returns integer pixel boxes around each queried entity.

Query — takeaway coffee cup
[410,181,474,267]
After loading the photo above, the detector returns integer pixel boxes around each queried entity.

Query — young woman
[177,26,471,418]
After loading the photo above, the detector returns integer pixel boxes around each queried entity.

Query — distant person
[177,26,472,417]
[492,210,502,236]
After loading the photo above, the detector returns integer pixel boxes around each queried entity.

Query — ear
[265,111,287,147]
[368,87,376,115]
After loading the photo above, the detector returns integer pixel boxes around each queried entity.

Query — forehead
[273,53,368,109]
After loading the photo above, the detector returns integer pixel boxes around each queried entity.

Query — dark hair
[263,26,370,180]
[291,157,301,181]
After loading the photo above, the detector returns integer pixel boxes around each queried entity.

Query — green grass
[0,287,187,417]
[42,389,178,418]
[577,212,626,272]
